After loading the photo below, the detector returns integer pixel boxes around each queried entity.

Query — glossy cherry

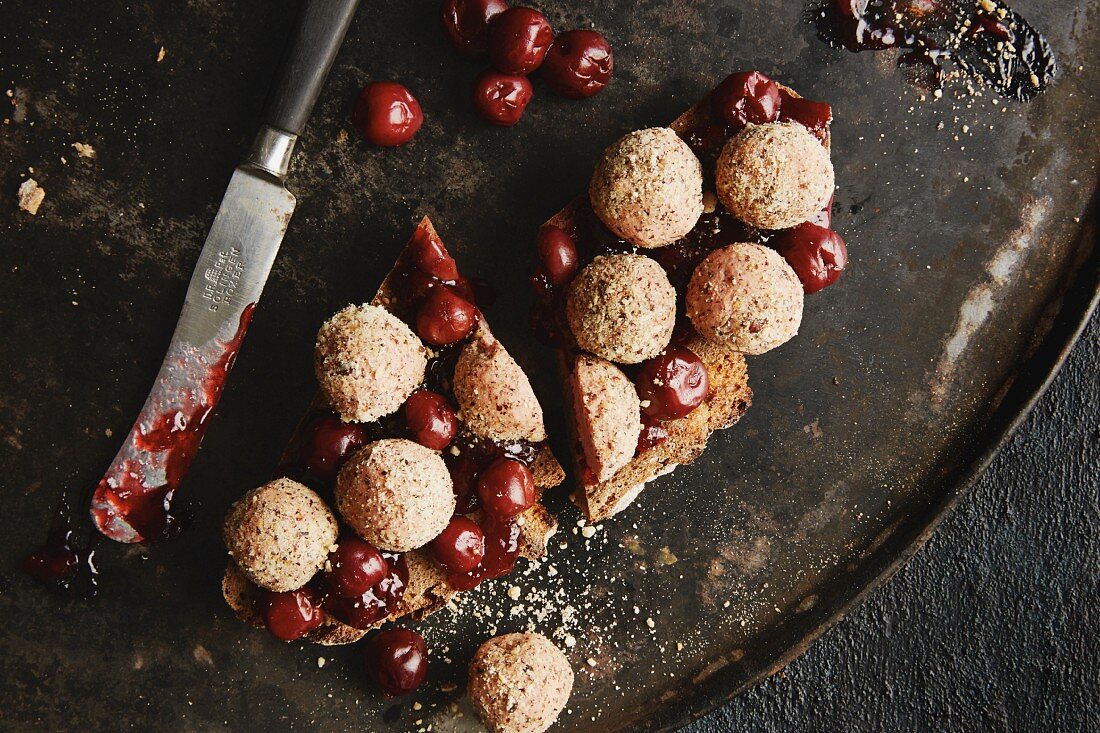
[403,389,459,450]
[536,226,579,285]
[487,7,554,75]
[258,587,325,641]
[408,226,459,281]
[366,629,429,697]
[430,516,486,573]
[541,29,614,98]
[448,455,483,514]
[634,346,710,421]
[636,417,669,454]
[477,457,535,518]
[416,286,479,346]
[299,414,369,482]
[447,514,521,590]
[351,82,423,147]
[325,536,388,598]
[440,0,510,57]
[472,69,533,125]
[772,222,848,294]
[712,70,781,128]
[778,89,832,142]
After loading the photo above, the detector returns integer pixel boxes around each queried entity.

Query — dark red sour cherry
[366,629,428,697]
[477,457,535,518]
[772,222,848,294]
[300,414,369,482]
[778,89,832,142]
[351,82,423,147]
[440,0,510,57]
[536,226,579,285]
[430,516,486,573]
[712,71,781,128]
[541,29,614,99]
[259,587,324,641]
[472,69,533,125]
[403,390,459,450]
[416,286,479,346]
[408,226,459,281]
[635,346,710,420]
[325,536,388,598]
[487,7,554,75]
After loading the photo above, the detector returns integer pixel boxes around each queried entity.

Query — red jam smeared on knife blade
[90,303,257,543]
[812,0,1055,101]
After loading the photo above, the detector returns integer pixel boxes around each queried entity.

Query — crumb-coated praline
[569,355,641,482]
[468,632,574,733]
[453,331,547,442]
[589,127,704,248]
[314,304,428,424]
[566,253,676,364]
[222,478,338,592]
[335,439,455,552]
[686,243,804,355]
[715,121,833,230]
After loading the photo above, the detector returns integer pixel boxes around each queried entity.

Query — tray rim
[628,208,1099,731]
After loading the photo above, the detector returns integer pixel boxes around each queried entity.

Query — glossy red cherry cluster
[351,82,424,147]
[400,226,481,347]
[440,1,613,126]
[711,71,832,142]
[772,222,848,294]
[366,628,429,697]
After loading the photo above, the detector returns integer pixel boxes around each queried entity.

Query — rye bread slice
[224,217,565,644]
[548,82,827,522]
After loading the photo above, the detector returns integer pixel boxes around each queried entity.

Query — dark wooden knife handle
[262,0,360,137]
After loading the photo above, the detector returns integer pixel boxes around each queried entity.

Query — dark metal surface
[0,1,1096,731]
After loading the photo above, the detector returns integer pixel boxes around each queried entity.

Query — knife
[91,0,361,543]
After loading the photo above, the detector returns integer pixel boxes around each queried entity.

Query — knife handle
[262,0,361,137]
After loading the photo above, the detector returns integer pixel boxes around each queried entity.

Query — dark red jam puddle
[811,0,1055,101]
[22,486,102,593]
[90,303,256,543]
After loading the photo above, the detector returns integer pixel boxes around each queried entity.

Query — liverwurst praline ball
[314,304,428,424]
[715,121,834,230]
[468,632,574,733]
[222,478,338,592]
[589,127,704,248]
[335,438,455,552]
[566,253,676,364]
[686,243,804,355]
[453,331,547,443]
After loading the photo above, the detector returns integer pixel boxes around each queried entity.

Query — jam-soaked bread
[224,218,564,644]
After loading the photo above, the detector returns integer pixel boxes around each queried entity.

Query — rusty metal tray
[1,1,1096,731]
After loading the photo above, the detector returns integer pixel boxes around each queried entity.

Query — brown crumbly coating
[589,127,704,248]
[314,304,428,423]
[686,243,804,355]
[569,355,641,482]
[453,328,548,442]
[222,478,338,592]
[565,254,676,364]
[468,633,574,733]
[715,121,834,230]
[335,438,455,552]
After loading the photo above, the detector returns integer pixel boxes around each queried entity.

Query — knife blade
[91,0,360,543]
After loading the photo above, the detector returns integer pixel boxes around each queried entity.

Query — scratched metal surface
[0,1,1096,731]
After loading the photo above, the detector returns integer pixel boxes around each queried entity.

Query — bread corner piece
[571,333,751,523]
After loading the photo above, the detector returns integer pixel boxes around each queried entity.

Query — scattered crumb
[317,657,326,668]
[156,46,167,63]
[17,178,44,215]
[72,142,96,159]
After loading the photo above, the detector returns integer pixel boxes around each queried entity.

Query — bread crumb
[156,46,167,63]
[72,142,96,159]
[17,178,44,215]
[317,656,326,668]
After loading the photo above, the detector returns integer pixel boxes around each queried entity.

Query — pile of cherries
[441,0,614,126]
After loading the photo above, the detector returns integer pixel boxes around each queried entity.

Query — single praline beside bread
[468,632,574,733]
